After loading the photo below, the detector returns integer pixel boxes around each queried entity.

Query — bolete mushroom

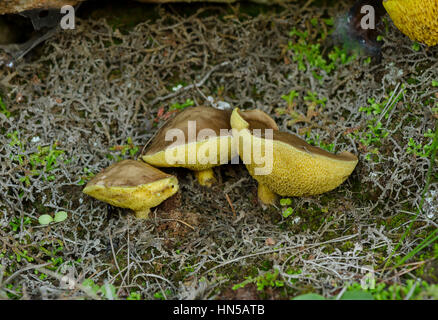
[383,0,438,46]
[142,106,236,187]
[83,159,179,219]
[230,108,358,205]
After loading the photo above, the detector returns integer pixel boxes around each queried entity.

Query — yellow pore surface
[83,176,179,213]
[239,132,358,197]
[142,135,236,171]
[384,0,438,46]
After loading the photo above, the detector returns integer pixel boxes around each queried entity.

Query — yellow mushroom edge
[142,106,236,187]
[230,108,359,205]
[383,0,438,46]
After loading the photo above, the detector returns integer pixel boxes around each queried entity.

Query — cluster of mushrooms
[81,0,438,220]
[83,107,358,219]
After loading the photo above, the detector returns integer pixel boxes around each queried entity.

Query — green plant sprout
[288,22,356,81]
[359,90,403,118]
[277,90,329,127]
[232,269,284,291]
[407,129,435,158]
[350,88,405,160]
[77,167,95,186]
[82,279,118,300]
[7,131,23,149]
[154,289,172,300]
[9,216,31,232]
[304,91,327,108]
[127,291,141,300]
[10,249,34,263]
[108,137,139,161]
[412,42,421,52]
[170,99,194,110]
[0,96,10,118]
[29,144,66,181]
[38,211,68,225]
[360,122,389,147]
[7,132,67,185]
[305,132,335,152]
[280,198,294,218]
[276,90,301,119]
[281,90,299,109]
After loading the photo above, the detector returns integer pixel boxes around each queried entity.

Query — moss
[341,241,355,252]
[260,259,273,271]
[381,212,412,230]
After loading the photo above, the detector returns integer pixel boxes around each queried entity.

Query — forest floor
[0,0,437,300]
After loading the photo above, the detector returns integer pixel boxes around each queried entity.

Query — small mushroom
[383,0,438,46]
[83,159,179,219]
[142,106,235,187]
[230,108,358,205]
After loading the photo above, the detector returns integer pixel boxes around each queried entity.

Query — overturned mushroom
[230,108,358,205]
[383,0,438,46]
[83,159,178,219]
[142,106,235,187]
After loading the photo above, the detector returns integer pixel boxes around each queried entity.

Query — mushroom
[383,0,438,46]
[83,159,179,219]
[142,106,235,187]
[230,108,358,205]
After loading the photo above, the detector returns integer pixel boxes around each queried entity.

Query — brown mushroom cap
[145,106,232,155]
[230,108,279,131]
[83,159,178,218]
[233,109,355,161]
[261,130,357,162]
[87,159,173,187]
[142,106,235,171]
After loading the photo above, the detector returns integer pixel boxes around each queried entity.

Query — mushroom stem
[135,208,151,219]
[194,168,216,187]
[258,183,277,205]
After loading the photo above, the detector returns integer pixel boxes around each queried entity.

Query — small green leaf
[54,211,68,223]
[82,279,100,295]
[282,207,294,218]
[38,215,53,225]
[412,42,421,52]
[293,293,325,300]
[99,283,118,300]
[340,290,374,300]
[127,291,141,300]
[323,18,334,26]
[0,96,11,118]
[280,198,292,206]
